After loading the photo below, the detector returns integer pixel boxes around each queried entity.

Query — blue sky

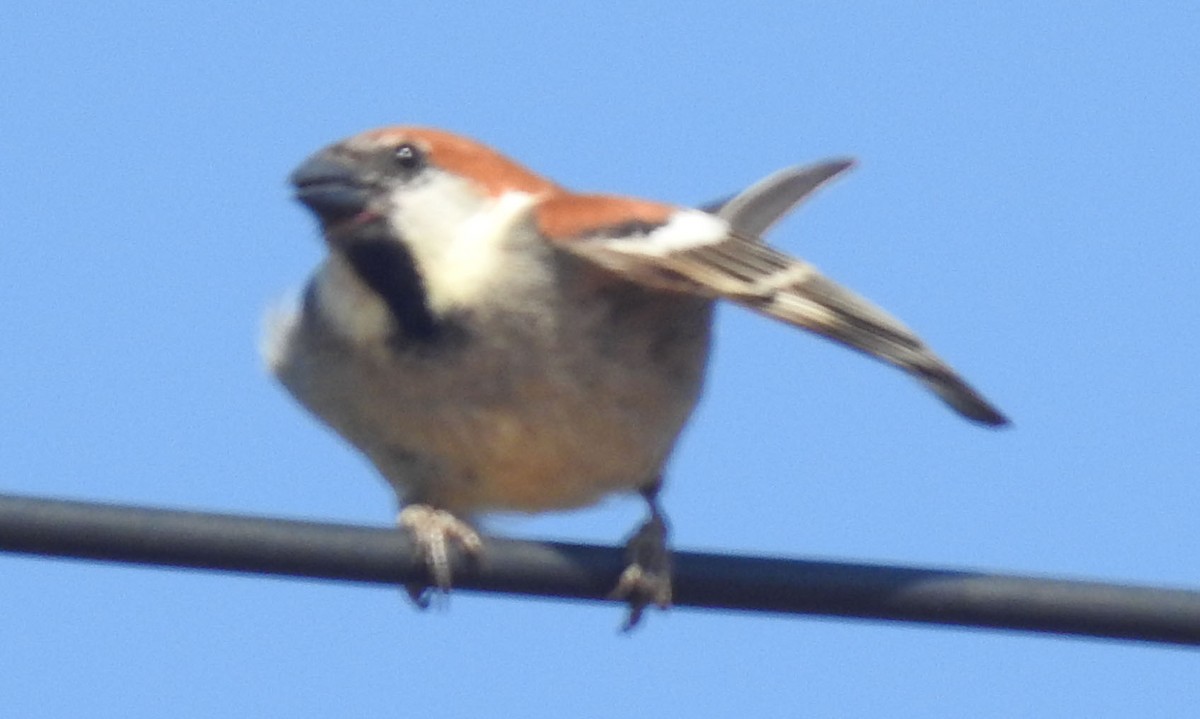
[3,3,1198,716]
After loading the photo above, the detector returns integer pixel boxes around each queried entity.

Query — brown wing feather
[628,234,1009,426]
[538,183,1008,426]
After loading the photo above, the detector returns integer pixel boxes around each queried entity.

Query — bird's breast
[270,253,714,514]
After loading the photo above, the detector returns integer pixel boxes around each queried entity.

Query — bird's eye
[393,143,425,171]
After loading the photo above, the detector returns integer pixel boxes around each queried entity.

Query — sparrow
[265,126,1008,628]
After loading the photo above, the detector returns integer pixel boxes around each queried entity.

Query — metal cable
[2,492,1198,646]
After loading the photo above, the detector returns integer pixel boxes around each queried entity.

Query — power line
[2,492,1198,646]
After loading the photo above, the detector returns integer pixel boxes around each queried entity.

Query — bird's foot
[397,504,482,607]
[611,511,672,631]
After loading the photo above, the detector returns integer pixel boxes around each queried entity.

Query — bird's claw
[398,504,482,606]
[610,512,672,631]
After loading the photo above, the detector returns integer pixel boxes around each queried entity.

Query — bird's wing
[536,175,1009,427]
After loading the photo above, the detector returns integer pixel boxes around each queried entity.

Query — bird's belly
[429,396,680,512]
[267,278,713,515]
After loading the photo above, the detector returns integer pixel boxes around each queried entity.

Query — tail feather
[704,159,856,238]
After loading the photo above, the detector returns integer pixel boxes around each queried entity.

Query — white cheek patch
[386,175,475,262]
[390,180,538,312]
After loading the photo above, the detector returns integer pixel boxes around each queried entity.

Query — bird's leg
[611,480,673,630]
[397,504,483,607]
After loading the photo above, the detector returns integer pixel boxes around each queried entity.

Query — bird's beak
[289,153,371,224]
